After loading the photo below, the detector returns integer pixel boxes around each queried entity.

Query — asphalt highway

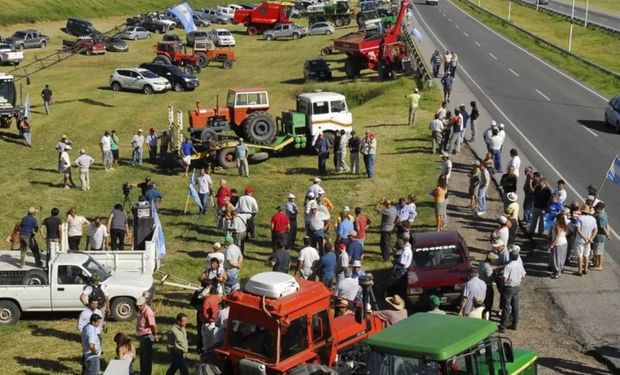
[522,0,620,30]
[413,0,620,259]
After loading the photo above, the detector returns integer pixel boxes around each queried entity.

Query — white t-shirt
[236,195,258,215]
[298,246,320,271]
[78,307,103,334]
[429,119,444,132]
[554,188,567,205]
[436,107,447,120]
[507,156,521,177]
[88,224,109,250]
[335,277,360,301]
[576,215,597,244]
[441,159,452,180]
[67,215,88,237]
[197,174,213,195]
[131,134,145,148]
[488,135,503,151]
[399,245,413,268]
[100,135,111,152]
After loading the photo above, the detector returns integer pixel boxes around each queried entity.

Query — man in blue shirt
[19,207,41,268]
[81,313,102,375]
[145,184,163,206]
[181,139,195,177]
[317,243,336,288]
[314,132,332,176]
[441,73,454,103]
[336,212,354,245]
[346,231,363,263]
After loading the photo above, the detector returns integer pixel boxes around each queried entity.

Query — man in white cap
[297,236,319,279]
[483,121,497,152]
[405,88,421,126]
[100,130,113,171]
[307,202,329,255]
[306,177,323,201]
[374,295,407,326]
[130,128,145,167]
[285,193,298,248]
[59,145,75,189]
[458,268,486,316]
[75,149,95,191]
[136,295,158,375]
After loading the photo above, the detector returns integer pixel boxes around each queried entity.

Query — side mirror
[502,341,514,363]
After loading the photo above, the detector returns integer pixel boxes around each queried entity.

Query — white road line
[455,24,460,29]
[448,18,453,22]
[489,52,497,60]
[535,89,551,101]
[474,41,481,46]
[414,4,620,241]
[464,32,470,37]
[508,68,520,77]
[581,124,598,137]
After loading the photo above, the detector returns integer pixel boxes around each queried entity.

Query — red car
[62,37,106,56]
[406,230,471,308]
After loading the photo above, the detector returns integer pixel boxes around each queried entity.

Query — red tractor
[203,272,384,374]
[189,88,277,145]
[232,1,293,35]
[334,0,414,80]
[153,41,202,75]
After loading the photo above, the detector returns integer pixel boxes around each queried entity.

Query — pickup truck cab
[0,43,24,65]
[406,230,471,308]
[0,251,154,324]
[264,23,309,40]
[5,29,49,50]
[365,313,538,374]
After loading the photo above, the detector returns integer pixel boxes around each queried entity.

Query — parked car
[216,6,236,20]
[139,62,199,92]
[309,21,335,35]
[303,58,332,81]
[604,96,620,133]
[116,26,151,40]
[148,12,177,29]
[5,29,49,50]
[126,14,170,33]
[186,31,209,46]
[110,68,171,95]
[104,36,128,52]
[425,0,439,4]
[62,37,106,55]
[208,28,236,46]
[163,33,182,43]
[263,23,309,40]
[193,13,212,27]
[0,43,24,65]
[65,18,103,39]
[200,8,230,24]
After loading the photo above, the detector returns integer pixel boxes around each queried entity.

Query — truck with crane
[232,1,294,35]
[334,0,414,80]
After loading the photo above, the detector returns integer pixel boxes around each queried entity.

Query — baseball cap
[212,242,222,250]
[430,295,441,306]
[343,206,350,212]
[337,243,346,251]
[491,121,497,127]
[136,296,146,306]
[245,186,253,194]
[223,235,234,244]
[310,202,318,210]
[313,177,322,183]
[497,216,508,224]
[80,149,86,154]
[61,134,67,139]
[28,207,38,214]
[491,238,505,248]
[352,260,362,267]
[499,123,505,129]
[138,128,143,133]
[288,193,296,199]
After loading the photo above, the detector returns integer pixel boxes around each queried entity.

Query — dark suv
[139,63,199,92]
[303,58,332,82]
[406,230,471,308]
[65,18,102,39]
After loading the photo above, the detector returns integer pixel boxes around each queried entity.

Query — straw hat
[385,295,405,310]
[580,204,592,214]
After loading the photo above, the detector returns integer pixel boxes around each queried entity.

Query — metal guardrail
[514,0,620,36]
[401,25,433,87]
[460,0,620,81]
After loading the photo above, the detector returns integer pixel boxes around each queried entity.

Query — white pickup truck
[0,43,24,65]
[0,247,155,325]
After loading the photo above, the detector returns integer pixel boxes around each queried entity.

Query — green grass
[0,15,443,375]
[557,0,620,16]
[455,0,620,97]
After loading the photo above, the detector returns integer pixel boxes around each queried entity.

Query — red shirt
[200,294,221,324]
[355,214,369,239]
[136,304,156,336]
[216,186,231,208]
[271,211,290,233]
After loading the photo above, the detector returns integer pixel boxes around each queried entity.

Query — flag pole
[183,168,194,214]
[595,156,616,200]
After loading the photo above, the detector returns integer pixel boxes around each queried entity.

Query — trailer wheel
[344,58,360,79]
[289,364,337,375]
[201,128,217,143]
[217,147,237,169]
[153,55,172,65]
[248,152,269,164]
[334,18,344,27]
[344,16,352,25]
[196,52,209,68]
[320,47,332,56]
[111,297,137,321]
[222,60,233,70]
[247,26,258,36]
[22,269,49,285]
[242,111,277,145]
[0,300,21,325]
[0,117,12,128]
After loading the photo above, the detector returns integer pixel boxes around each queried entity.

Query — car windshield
[0,43,12,50]
[0,78,16,108]
[367,351,440,374]
[218,30,231,36]
[82,258,111,282]
[411,244,464,268]
[12,31,27,38]
[142,70,159,78]
[229,320,275,359]
[309,60,328,68]
[108,37,122,43]
[194,32,208,37]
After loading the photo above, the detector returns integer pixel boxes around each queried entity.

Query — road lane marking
[448,18,453,22]
[414,5,620,241]
[489,52,497,60]
[508,68,520,77]
[474,41,481,46]
[464,32,470,37]
[581,124,598,137]
[455,24,460,29]
[535,89,551,101]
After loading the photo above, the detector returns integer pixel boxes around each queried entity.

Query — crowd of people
[313,129,377,178]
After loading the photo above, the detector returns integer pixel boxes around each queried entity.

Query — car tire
[147,33,151,39]
[110,297,137,321]
[0,300,21,325]
[173,82,184,92]
[265,34,274,41]
[248,152,269,164]
[133,35,138,41]
[22,269,48,285]
[40,40,47,48]
[292,33,300,40]
[111,81,122,91]
[143,85,154,95]
[16,44,24,51]
[326,30,332,35]
[320,47,332,56]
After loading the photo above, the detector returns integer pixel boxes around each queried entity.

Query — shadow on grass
[284,167,318,175]
[30,180,63,188]
[16,356,79,374]
[29,324,81,342]
[364,123,405,128]
[383,146,432,154]
[537,357,610,375]
[29,167,60,173]
[0,130,25,146]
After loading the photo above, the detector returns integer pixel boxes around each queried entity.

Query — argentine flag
[152,204,167,258]
[23,93,30,118]
[605,155,620,186]
[189,169,204,211]
[169,2,197,33]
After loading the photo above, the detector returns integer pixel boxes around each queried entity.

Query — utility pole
[568,0,576,52]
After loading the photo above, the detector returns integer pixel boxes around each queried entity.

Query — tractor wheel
[0,117,12,128]
[344,58,360,79]
[320,47,332,56]
[289,364,337,375]
[248,152,269,164]
[216,147,237,169]
[201,128,217,143]
[173,82,184,92]
[196,52,209,68]
[334,18,344,27]
[153,55,172,65]
[377,60,392,81]
[242,111,277,145]
[247,26,258,36]
[222,60,233,70]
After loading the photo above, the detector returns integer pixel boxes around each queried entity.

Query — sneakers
[476,211,486,216]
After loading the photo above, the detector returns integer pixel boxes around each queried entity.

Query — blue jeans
[44,100,50,115]
[166,352,189,375]
[132,147,143,166]
[84,355,100,375]
[23,131,32,146]
[478,187,488,212]
[309,229,325,255]
[491,149,501,172]
[198,193,209,215]
[363,154,375,178]
[432,62,440,77]
[522,194,534,222]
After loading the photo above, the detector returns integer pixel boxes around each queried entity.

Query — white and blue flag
[605,155,620,185]
[189,169,204,211]
[169,2,197,33]
[23,93,30,118]
[152,204,167,258]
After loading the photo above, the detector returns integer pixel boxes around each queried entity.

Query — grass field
[557,0,620,16]
[0,13,443,375]
[455,0,620,97]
